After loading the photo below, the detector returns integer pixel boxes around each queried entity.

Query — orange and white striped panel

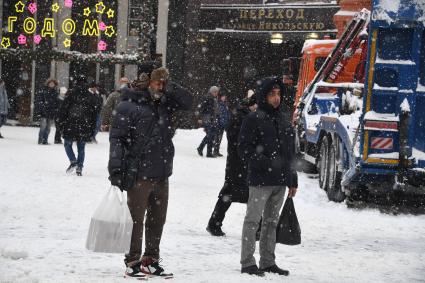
[370,137,394,150]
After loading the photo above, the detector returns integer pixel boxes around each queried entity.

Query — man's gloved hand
[108,169,123,188]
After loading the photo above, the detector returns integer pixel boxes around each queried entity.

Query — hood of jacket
[256,77,285,115]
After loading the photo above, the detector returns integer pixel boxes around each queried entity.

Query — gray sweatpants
[241,186,286,269]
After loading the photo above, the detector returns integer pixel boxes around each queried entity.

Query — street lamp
[270,33,283,44]
[307,32,319,39]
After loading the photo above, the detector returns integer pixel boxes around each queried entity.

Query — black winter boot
[241,265,265,276]
[66,161,78,174]
[260,264,289,276]
[76,166,83,176]
[206,225,225,236]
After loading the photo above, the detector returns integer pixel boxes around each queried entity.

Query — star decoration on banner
[15,1,25,12]
[52,3,60,12]
[83,7,91,16]
[1,37,11,49]
[63,38,71,48]
[106,8,114,18]
[104,26,115,37]
[95,2,106,14]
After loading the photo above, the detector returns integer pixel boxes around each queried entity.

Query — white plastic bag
[86,186,133,253]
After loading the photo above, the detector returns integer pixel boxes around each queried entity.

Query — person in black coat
[238,77,298,276]
[54,87,68,144]
[206,93,257,236]
[197,86,220,157]
[213,92,231,156]
[108,67,193,278]
[57,76,99,176]
[90,83,104,143]
[37,78,59,144]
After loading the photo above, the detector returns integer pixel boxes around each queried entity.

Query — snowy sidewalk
[0,126,424,282]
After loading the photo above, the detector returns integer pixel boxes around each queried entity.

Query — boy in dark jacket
[108,67,193,278]
[238,77,298,277]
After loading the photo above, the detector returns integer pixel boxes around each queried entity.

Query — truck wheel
[318,136,330,190]
[327,139,346,202]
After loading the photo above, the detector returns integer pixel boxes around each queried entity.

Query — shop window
[378,28,413,61]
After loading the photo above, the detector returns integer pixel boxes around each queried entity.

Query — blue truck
[295,0,425,202]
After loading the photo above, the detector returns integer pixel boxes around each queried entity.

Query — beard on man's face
[149,87,163,100]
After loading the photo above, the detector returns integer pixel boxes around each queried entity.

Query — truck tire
[327,139,346,202]
[318,136,330,190]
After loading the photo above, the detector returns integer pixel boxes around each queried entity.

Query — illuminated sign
[1,1,117,51]
[199,5,339,33]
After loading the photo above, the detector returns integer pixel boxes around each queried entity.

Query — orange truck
[294,38,366,112]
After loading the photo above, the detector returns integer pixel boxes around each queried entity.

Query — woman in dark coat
[206,93,257,236]
[57,77,98,176]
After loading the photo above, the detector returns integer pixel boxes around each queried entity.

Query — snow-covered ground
[1,126,424,283]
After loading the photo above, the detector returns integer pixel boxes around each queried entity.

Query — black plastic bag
[276,198,301,245]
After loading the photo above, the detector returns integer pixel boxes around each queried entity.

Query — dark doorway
[1,58,25,120]
[197,34,303,105]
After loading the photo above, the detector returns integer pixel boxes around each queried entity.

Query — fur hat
[150,67,169,82]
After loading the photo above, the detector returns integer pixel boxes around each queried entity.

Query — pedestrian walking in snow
[0,79,10,139]
[57,76,98,176]
[197,86,220,157]
[238,77,298,277]
[54,87,68,144]
[90,84,104,143]
[213,92,231,157]
[37,79,59,145]
[108,67,193,278]
[206,92,257,236]
[100,77,132,132]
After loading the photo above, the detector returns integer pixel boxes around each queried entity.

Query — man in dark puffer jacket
[108,67,193,278]
[238,77,298,277]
